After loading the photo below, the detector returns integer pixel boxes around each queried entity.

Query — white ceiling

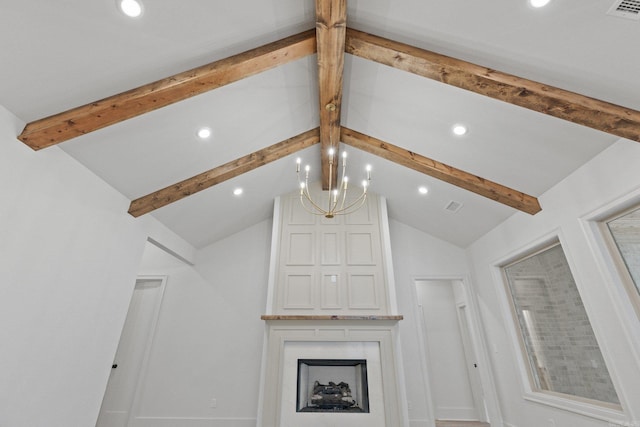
[1,0,637,248]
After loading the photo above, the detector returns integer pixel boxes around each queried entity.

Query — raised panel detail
[287,196,315,225]
[347,232,375,265]
[321,273,341,309]
[345,198,373,225]
[321,232,340,265]
[287,232,314,265]
[284,274,314,309]
[348,274,379,309]
[274,190,389,315]
[320,214,341,226]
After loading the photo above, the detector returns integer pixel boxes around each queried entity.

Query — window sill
[523,389,626,424]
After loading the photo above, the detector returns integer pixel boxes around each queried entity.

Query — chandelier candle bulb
[295,145,371,218]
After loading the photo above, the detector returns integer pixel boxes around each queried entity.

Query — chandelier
[296,146,371,218]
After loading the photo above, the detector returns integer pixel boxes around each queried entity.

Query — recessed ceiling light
[452,124,468,136]
[196,127,212,140]
[418,186,429,195]
[529,0,551,8]
[233,188,243,196]
[118,0,143,17]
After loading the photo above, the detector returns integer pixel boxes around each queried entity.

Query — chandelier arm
[339,185,348,211]
[305,195,330,214]
[301,182,333,215]
[333,193,368,216]
[294,147,370,218]
[332,189,368,215]
[298,170,331,215]
[328,152,334,213]
[333,155,347,212]
[298,193,333,216]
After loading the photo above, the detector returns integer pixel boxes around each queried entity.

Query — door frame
[97,275,168,427]
[127,275,167,427]
[456,302,485,420]
[410,275,503,425]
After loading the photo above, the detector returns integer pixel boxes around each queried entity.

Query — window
[605,205,640,302]
[503,242,620,406]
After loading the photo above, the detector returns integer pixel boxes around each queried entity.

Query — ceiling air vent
[608,0,640,20]
[444,200,463,213]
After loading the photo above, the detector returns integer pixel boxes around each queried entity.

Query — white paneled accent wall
[273,187,391,314]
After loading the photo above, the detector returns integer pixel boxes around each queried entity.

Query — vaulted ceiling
[2,0,639,248]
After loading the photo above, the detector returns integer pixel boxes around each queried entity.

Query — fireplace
[258,319,405,427]
[258,193,406,426]
[296,359,370,413]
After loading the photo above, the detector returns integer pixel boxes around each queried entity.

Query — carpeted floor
[435,421,490,427]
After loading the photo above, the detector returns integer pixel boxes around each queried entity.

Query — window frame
[599,204,640,320]
[495,236,626,422]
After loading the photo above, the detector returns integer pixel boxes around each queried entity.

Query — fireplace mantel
[261,314,403,321]
[257,319,407,426]
[257,193,408,426]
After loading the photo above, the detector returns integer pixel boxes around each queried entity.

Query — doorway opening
[415,279,488,424]
[95,276,166,427]
[96,239,187,427]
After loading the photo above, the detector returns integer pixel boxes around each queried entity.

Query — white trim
[490,232,628,424]
[147,237,194,266]
[455,301,486,421]
[126,275,169,427]
[455,274,504,425]
[131,416,256,427]
[264,195,282,315]
[379,196,399,313]
[522,392,625,423]
[578,188,640,422]
[409,278,437,427]
[411,275,503,426]
[257,196,283,425]
[258,320,406,427]
[434,405,478,420]
[392,317,412,427]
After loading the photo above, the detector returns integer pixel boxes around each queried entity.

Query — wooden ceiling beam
[128,128,320,217]
[18,30,317,150]
[316,0,347,189]
[345,28,640,143]
[340,127,541,215]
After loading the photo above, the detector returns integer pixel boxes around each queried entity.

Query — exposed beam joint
[316,0,347,189]
[128,128,321,217]
[340,127,542,215]
[19,30,317,150]
[345,28,640,143]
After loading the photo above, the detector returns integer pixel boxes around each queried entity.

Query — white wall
[112,209,482,427]
[11,92,638,427]
[387,220,476,427]
[127,220,272,427]
[0,105,195,427]
[467,139,640,427]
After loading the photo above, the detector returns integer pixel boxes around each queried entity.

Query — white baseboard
[436,406,479,421]
[504,422,518,427]
[132,417,256,427]
[409,420,434,427]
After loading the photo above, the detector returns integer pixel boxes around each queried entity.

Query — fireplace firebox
[296,359,370,413]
